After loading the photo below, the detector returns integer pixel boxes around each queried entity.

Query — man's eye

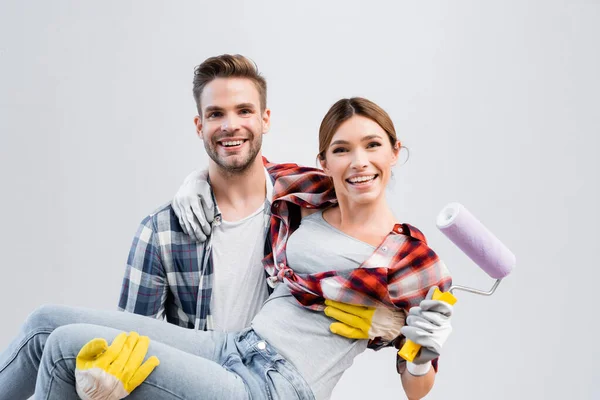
[240,109,252,115]
[207,112,222,118]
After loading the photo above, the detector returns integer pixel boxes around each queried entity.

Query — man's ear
[262,108,271,134]
[194,115,204,140]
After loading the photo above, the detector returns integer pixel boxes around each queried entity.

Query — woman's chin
[345,189,383,205]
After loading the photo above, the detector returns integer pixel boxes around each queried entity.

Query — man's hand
[75,332,160,400]
[171,169,214,242]
[400,286,454,375]
[324,300,406,341]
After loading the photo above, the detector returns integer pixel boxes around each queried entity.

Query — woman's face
[320,115,399,205]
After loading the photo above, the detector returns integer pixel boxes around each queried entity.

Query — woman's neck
[324,194,397,245]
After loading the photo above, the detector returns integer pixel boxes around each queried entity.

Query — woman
[0,98,452,400]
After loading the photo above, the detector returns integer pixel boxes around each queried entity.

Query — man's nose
[221,114,241,132]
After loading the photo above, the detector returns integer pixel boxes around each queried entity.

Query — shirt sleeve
[118,214,168,319]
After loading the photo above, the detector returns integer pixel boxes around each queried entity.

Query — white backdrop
[1,1,598,399]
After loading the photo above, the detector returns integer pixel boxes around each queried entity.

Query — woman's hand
[75,332,159,400]
[324,300,406,341]
[401,286,454,375]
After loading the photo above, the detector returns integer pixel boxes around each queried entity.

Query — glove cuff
[75,368,128,400]
[406,361,432,376]
[369,307,407,341]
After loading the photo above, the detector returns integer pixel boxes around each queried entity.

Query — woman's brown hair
[318,97,398,160]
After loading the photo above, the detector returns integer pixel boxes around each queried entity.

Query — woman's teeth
[347,175,376,184]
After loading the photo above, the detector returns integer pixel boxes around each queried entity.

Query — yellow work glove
[324,300,406,341]
[75,331,160,400]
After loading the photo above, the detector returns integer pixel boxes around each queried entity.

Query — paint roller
[398,202,516,362]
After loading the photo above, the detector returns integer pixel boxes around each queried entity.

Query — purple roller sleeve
[436,203,515,279]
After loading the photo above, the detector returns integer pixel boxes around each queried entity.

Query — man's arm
[118,215,168,319]
[171,169,214,242]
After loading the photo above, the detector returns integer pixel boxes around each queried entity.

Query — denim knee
[23,304,68,334]
[43,324,76,360]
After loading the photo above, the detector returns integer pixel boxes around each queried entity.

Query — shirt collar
[393,223,427,243]
[211,167,274,226]
[264,166,274,205]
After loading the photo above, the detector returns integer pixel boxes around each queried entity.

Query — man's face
[195,77,270,174]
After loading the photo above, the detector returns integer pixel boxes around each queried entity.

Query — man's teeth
[348,175,376,183]
[222,140,244,147]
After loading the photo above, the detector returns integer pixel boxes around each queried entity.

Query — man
[118,54,452,399]
[118,54,280,333]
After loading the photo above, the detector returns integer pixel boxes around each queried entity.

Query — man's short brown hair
[192,54,267,113]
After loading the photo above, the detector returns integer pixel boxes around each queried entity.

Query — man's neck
[208,156,267,222]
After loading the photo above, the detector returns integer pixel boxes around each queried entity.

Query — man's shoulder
[139,202,180,232]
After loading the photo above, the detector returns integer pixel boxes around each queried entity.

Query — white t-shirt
[209,168,273,332]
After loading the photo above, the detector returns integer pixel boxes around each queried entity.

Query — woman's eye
[367,142,382,149]
[332,147,347,154]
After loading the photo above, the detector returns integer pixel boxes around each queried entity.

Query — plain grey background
[1,1,598,399]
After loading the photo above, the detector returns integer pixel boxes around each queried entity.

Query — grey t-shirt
[210,167,273,331]
[251,210,375,400]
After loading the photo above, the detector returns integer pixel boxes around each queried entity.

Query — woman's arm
[398,285,454,399]
[400,363,435,400]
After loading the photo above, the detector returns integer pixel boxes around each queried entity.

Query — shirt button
[214,215,222,223]
[381,246,388,252]
[279,263,285,268]
[257,341,266,350]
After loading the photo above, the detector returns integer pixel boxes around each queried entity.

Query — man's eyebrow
[203,105,223,113]
[235,103,256,109]
[203,103,256,113]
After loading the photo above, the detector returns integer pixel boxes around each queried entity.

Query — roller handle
[398,288,458,362]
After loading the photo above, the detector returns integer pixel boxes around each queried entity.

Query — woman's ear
[318,155,328,173]
[391,140,401,166]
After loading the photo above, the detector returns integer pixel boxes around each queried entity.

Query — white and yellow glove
[400,286,454,376]
[172,169,214,242]
[75,332,160,400]
[324,300,406,341]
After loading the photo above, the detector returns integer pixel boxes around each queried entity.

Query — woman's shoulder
[299,203,339,220]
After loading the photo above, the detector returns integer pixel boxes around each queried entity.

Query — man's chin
[216,156,256,174]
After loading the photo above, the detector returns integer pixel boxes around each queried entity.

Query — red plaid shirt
[262,158,453,373]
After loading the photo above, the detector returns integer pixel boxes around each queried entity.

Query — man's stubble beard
[203,128,263,175]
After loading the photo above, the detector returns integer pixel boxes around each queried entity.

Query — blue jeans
[0,305,315,400]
